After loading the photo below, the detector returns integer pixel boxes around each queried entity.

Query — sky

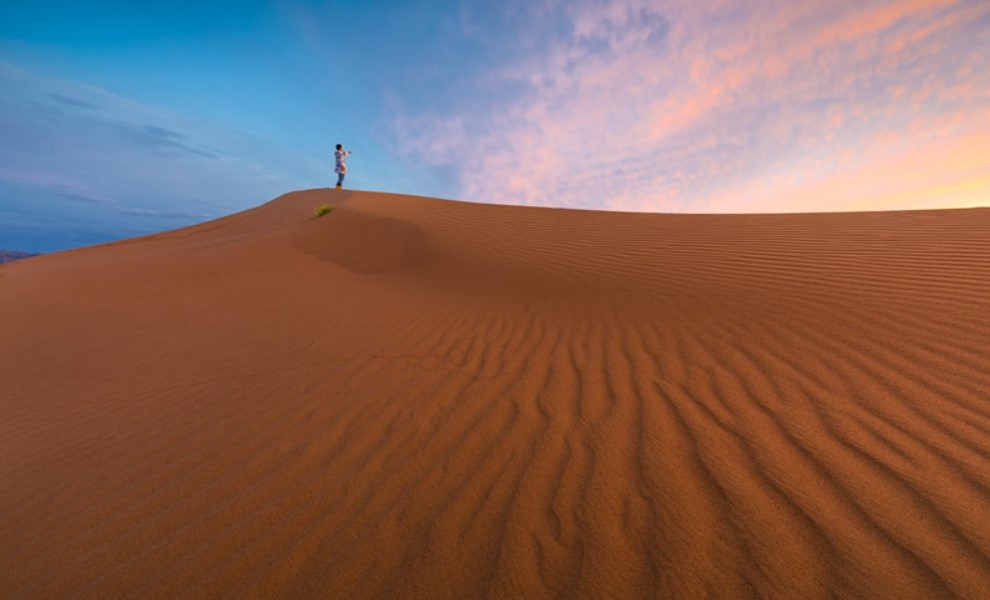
[1,0,988,252]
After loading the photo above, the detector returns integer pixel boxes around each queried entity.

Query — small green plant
[314,204,334,218]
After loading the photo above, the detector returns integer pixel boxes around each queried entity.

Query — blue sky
[2,0,988,252]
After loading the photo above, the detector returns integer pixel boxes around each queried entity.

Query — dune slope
[1,190,989,599]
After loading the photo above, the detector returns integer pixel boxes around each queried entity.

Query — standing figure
[334,144,352,189]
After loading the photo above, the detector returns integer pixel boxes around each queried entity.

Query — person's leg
[336,173,344,188]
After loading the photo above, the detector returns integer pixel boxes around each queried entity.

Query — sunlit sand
[2,190,989,598]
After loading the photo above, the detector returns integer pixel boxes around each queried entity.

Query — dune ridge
[1,190,989,599]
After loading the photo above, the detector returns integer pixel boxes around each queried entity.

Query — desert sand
[1,190,989,599]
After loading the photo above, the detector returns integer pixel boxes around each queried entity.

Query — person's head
[336,144,343,151]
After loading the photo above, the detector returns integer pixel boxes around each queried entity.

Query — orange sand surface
[1,190,989,599]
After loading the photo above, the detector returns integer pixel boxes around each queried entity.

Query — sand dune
[1,190,988,599]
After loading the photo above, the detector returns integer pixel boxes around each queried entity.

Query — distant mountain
[0,250,41,264]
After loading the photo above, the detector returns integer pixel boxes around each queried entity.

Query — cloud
[0,62,323,213]
[48,93,99,109]
[0,166,117,204]
[112,124,220,159]
[115,206,213,219]
[388,0,990,213]
[0,60,27,78]
[0,61,336,250]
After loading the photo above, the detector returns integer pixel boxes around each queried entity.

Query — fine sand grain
[1,190,988,599]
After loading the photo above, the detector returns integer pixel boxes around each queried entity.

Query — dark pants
[336,173,345,187]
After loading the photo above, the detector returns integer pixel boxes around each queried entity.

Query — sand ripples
[1,191,988,598]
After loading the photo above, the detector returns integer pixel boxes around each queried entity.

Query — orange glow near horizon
[710,129,990,214]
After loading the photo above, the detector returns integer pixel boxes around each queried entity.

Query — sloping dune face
[1,190,989,599]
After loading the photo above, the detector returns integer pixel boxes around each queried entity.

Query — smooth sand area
[2,190,989,598]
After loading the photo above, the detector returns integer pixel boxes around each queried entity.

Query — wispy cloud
[115,206,213,219]
[48,93,99,109]
[111,124,221,159]
[0,62,324,224]
[389,0,990,212]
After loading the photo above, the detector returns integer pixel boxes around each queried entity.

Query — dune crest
[2,190,989,599]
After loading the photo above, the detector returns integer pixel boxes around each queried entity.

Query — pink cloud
[389,0,990,214]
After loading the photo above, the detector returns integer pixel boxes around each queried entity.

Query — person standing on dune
[334,144,352,189]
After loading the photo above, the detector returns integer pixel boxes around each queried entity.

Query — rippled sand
[2,190,988,599]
